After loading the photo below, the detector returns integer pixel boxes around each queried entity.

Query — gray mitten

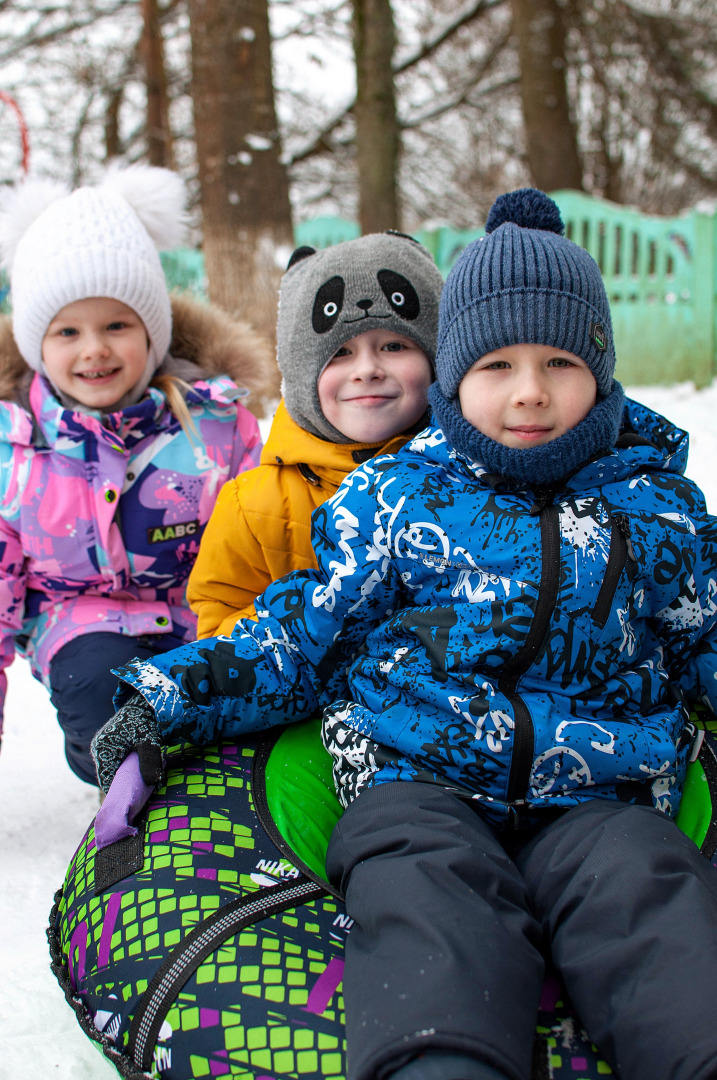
[91,693,163,793]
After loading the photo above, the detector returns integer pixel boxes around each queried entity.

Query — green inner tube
[265,717,342,882]
[267,714,717,879]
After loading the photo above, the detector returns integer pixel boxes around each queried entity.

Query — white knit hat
[0,163,187,379]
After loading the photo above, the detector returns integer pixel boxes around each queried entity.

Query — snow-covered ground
[2,381,717,1080]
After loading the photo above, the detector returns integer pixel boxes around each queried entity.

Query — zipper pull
[298,462,321,487]
[529,487,554,515]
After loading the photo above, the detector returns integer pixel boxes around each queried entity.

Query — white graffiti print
[561,500,611,579]
[554,719,617,755]
[448,692,512,754]
[312,501,360,612]
[530,747,593,796]
[323,706,382,808]
[393,520,450,563]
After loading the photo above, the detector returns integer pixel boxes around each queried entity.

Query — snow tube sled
[49,716,717,1080]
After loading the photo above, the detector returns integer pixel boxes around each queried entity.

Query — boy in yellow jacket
[187,232,444,636]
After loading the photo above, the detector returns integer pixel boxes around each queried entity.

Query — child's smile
[506,423,554,443]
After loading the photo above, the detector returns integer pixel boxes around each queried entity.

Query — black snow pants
[326,781,717,1080]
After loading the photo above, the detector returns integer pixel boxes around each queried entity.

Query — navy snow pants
[326,781,717,1080]
[48,630,184,785]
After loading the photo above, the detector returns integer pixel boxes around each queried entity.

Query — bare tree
[1,0,715,239]
[510,0,583,191]
[187,0,292,345]
[569,0,717,212]
[352,0,400,231]
[141,0,174,167]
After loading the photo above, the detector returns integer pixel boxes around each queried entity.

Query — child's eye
[382,341,405,352]
[107,321,127,331]
[481,360,509,371]
[59,327,78,338]
[548,357,571,368]
[332,346,351,359]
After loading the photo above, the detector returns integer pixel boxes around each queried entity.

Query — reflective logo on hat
[589,320,607,351]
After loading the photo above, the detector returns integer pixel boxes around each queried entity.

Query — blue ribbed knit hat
[436,188,616,399]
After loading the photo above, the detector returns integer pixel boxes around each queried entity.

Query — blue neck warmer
[428,380,626,487]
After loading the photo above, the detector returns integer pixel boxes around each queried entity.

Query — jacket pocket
[592,513,635,629]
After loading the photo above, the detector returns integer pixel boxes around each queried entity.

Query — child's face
[458,343,597,448]
[317,328,432,444]
[41,297,150,409]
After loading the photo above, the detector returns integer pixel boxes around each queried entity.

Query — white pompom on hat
[0,163,188,376]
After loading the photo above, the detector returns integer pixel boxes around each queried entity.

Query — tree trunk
[104,86,124,161]
[352,0,400,233]
[141,0,174,167]
[510,0,583,192]
[187,0,292,349]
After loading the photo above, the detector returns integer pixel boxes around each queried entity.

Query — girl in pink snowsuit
[0,165,271,784]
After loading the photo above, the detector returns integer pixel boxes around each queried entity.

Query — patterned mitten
[91,693,162,793]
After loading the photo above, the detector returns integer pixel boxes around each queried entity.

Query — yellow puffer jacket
[187,399,411,637]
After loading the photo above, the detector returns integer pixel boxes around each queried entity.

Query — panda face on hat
[311,266,422,335]
[277,232,444,443]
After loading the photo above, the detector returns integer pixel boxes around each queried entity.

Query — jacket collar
[409,395,690,493]
[26,370,237,451]
[261,399,410,487]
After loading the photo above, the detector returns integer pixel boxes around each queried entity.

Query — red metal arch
[0,91,30,174]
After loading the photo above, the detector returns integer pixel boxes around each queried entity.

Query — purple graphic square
[197,867,217,880]
[150,830,169,842]
[200,1008,220,1028]
[571,1058,588,1071]
[169,816,189,830]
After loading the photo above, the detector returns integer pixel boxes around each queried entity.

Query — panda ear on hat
[286,246,316,270]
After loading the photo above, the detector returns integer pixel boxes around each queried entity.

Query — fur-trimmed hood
[0,292,279,417]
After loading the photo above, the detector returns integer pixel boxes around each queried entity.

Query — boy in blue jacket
[93,190,717,1080]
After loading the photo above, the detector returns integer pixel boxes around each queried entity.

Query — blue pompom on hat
[435,188,616,399]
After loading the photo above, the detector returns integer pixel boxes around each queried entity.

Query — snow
[2,380,717,1079]
[0,661,116,1079]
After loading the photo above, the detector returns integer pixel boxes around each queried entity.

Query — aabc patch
[147,519,199,544]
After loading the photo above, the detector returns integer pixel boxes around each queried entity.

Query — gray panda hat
[276,231,444,442]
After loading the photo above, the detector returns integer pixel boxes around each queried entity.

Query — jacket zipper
[297,461,322,486]
[592,513,634,629]
[502,503,561,807]
[127,876,326,1072]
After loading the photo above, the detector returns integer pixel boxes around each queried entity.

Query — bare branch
[0,0,134,62]
[287,0,508,167]
[394,0,506,75]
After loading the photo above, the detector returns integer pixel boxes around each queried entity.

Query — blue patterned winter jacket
[116,398,717,825]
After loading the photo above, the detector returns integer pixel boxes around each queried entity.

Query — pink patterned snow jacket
[0,294,275,735]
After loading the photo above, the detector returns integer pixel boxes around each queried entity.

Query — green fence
[297,199,717,388]
[553,192,716,388]
[2,194,715,386]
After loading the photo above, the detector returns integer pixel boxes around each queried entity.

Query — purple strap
[94,751,154,851]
